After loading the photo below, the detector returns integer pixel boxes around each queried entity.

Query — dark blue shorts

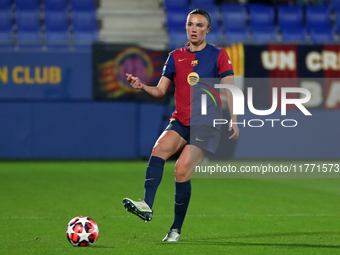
[165,119,221,154]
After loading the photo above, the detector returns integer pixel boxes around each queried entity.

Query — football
[66,216,99,246]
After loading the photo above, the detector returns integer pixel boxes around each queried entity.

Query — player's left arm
[217,48,239,140]
[220,75,239,140]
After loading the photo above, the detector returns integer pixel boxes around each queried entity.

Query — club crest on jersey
[187,72,200,86]
[191,60,198,67]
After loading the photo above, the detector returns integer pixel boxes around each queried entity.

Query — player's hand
[229,122,239,140]
[126,73,144,89]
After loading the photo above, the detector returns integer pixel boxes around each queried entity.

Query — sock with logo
[170,180,191,233]
[143,156,165,209]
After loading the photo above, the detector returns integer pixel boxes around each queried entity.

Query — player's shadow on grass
[181,231,340,249]
[230,231,340,239]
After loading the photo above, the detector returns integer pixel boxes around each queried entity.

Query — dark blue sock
[143,156,165,209]
[170,180,191,233]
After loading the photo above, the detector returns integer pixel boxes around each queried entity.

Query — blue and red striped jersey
[162,44,234,127]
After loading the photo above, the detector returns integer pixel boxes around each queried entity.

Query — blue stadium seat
[331,0,340,10]
[281,27,306,42]
[0,28,13,49]
[225,28,250,42]
[72,11,97,32]
[164,0,189,11]
[16,10,40,31]
[16,10,41,49]
[45,10,69,31]
[169,30,188,50]
[206,30,224,45]
[166,9,190,32]
[0,0,11,10]
[17,30,42,49]
[306,6,331,29]
[73,31,97,49]
[167,7,218,30]
[45,30,70,49]
[0,9,12,30]
[278,6,303,29]
[15,0,40,10]
[199,6,220,28]
[252,27,277,42]
[192,0,218,9]
[44,0,68,11]
[335,10,340,31]
[70,0,96,11]
[309,27,334,42]
[249,4,275,29]
[222,4,247,30]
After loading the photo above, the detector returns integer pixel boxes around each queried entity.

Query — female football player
[123,8,239,242]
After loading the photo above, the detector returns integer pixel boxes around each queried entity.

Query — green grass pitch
[1,160,340,255]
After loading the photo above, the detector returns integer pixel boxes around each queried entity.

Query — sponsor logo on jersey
[187,72,200,86]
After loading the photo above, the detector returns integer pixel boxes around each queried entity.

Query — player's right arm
[126,51,175,99]
[126,73,172,99]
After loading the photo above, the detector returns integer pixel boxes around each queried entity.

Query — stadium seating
[72,11,97,32]
[45,10,70,49]
[0,29,13,49]
[252,27,277,42]
[166,9,189,32]
[0,0,11,10]
[222,4,247,30]
[164,0,190,11]
[17,30,42,49]
[0,9,12,48]
[200,6,220,28]
[206,30,224,45]
[0,9,12,31]
[225,28,250,43]
[45,10,69,31]
[45,30,70,49]
[168,30,188,50]
[16,10,40,31]
[73,31,98,49]
[331,0,340,10]
[44,0,68,11]
[278,5,303,29]
[70,0,95,11]
[16,10,42,49]
[15,0,40,10]
[281,27,306,42]
[306,6,331,29]
[249,4,275,29]
[309,27,335,42]
[8,0,99,50]
[334,10,340,31]
[192,0,217,9]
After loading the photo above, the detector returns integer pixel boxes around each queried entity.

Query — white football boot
[162,229,181,242]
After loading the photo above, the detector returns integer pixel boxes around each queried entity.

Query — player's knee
[152,142,170,158]
[174,161,190,181]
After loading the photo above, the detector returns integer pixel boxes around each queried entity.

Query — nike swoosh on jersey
[195,137,204,142]
[178,58,186,62]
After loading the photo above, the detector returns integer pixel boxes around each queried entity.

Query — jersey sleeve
[218,49,234,78]
[162,51,176,81]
